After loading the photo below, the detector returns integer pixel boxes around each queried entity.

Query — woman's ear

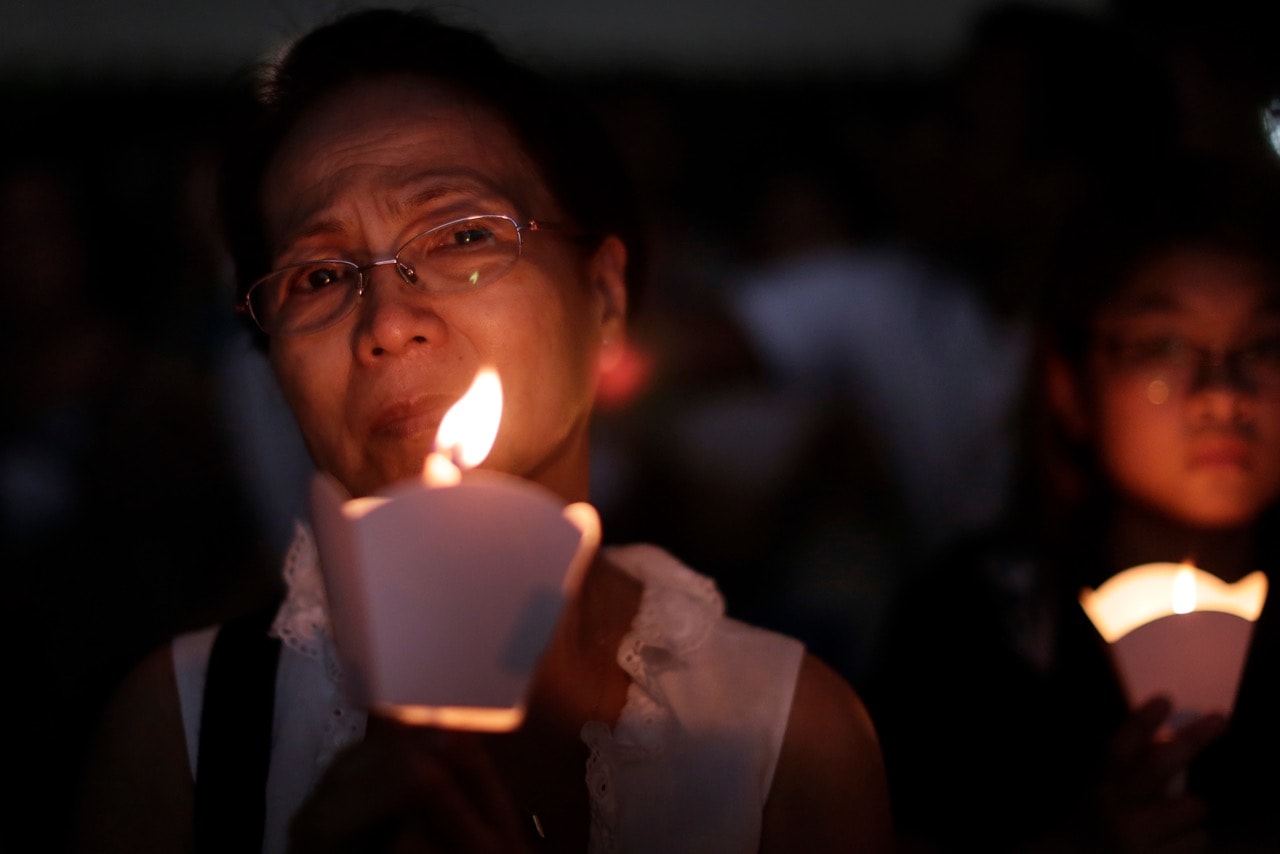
[589,235,628,371]
[1045,349,1092,441]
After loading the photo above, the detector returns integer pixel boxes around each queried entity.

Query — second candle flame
[1172,565,1197,615]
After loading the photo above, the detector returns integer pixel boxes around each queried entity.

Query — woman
[73,8,892,854]
[865,152,1280,852]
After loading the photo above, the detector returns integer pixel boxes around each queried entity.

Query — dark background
[3,1,1277,850]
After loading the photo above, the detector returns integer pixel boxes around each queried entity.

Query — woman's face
[1075,248,1280,529]
[261,74,626,499]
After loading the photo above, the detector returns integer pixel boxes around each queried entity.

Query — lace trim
[269,528,726,850]
[582,721,617,853]
[583,543,725,853]
[269,521,366,767]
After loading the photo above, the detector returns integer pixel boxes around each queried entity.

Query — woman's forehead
[266,171,518,246]
[264,75,552,222]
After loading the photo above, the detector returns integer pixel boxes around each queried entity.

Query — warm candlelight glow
[436,367,503,468]
[1079,562,1270,723]
[1080,562,1268,643]
[423,453,462,487]
[1171,566,1196,615]
[423,368,503,487]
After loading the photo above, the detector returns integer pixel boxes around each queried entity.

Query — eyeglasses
[1096,333,1280,400]
[238,214,556,336]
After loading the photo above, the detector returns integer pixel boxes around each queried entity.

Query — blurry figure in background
[616,2,1182,684]
[215,333,313,558]
[1266,99,1280,164]
[179,134,316,561]
[1,134,276,849]
[918,2,1180,320]
[678,156,1027,685]
[721,163,1027,642]
[864,152,1280,852]
[1111,0,1280,173]
[0,162,124,552]
[73,9,893,853]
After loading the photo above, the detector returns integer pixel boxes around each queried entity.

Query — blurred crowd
[3,1,1277,850]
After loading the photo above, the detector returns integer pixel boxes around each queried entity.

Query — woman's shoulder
[603,542,804,664]
[760,650,894,853]
[74,640,193,853]
[599,543,805,759]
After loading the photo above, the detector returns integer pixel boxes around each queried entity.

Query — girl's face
[261,75,627,500]
[1072,248,1280,530]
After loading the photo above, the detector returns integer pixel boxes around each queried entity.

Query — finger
[366,723,530,851]
[1128,715,1228,799]
[291,728,511,853]
[288,738,432,853]
[416,730,530,847]
[1106,696,1173,775]
[1172,711,1229,753]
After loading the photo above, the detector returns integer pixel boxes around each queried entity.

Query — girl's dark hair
[218,7,646,348]
[1035,152,1280,367]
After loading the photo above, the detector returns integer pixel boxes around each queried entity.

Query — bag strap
[193,600,283,853]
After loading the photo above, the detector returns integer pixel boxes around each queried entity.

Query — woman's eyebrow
[276,183,506,250]
[395,171,513,212]
[269,217,352,259]
[291,217,349,241]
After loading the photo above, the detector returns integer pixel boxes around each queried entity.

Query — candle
[309,367,600,730]
[1080,562,1268,728]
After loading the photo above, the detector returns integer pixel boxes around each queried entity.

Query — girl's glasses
[1097,333,1280,400]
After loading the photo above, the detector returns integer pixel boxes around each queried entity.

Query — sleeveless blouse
[173,523,804,854]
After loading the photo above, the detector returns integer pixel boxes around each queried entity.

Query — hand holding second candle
[1088,696,1227,854]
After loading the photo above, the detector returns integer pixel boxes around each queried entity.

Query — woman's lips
[369,395,452,440]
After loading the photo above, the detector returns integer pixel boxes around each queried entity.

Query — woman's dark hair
[218,6,646,349]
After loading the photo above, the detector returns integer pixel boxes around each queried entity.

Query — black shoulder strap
[193,600,283,853]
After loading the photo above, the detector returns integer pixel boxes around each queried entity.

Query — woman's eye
[449,226,495,247]
[285,264,353,295]
[307,268,337,288]
[305,266,346,290]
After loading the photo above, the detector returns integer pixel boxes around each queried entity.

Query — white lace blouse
[173,523,804,854]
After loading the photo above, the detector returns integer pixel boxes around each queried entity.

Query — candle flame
[423,452,462,487]
[435,368,503,469]
[1172,566,1196,614]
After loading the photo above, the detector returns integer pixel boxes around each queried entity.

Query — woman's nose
[355,263,443,358]
[353,257,403,294]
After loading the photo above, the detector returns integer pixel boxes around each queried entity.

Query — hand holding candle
[309,367,601,731]
[1080,562,1268,730]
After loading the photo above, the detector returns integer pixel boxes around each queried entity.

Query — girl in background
[866,152,1280,852]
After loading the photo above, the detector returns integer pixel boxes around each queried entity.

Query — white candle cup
[309,467,600,731]
[1080,562,1268,730]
